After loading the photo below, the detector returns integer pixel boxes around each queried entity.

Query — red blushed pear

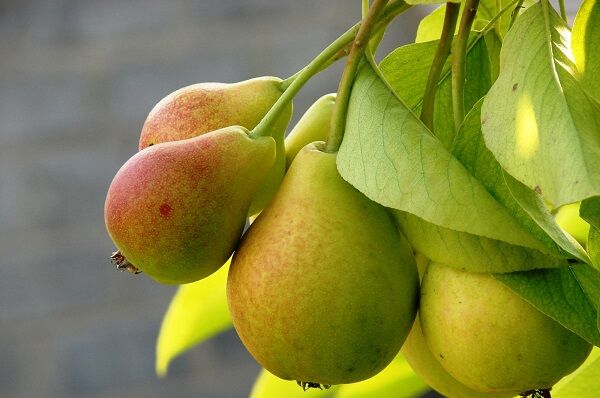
[139,76,293,216]
[227,142,419,386]
[104,126,275,284]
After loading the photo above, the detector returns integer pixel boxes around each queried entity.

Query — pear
[227,142,419,386]
[402,254,512,398]
[419,262,592,395]
[284,93,335,168]
[139,76,293,216]
[104,126,275,284]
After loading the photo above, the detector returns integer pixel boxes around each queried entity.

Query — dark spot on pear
[159,203,173,218]
[439,353,444,359]
[512,83,518,91]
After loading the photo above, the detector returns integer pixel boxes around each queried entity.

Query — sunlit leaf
[481,3,600,207]
[155,259,232,376]
[573,0,600,101]
[250,370,337,398]
[335,356,428,398]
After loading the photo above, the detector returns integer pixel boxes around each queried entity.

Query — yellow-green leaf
[334,356,428,398]
[155,259,232,376]
[250,370,337,398]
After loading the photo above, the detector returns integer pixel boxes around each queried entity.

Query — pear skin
[284,93,335,169]
[139,76,293,216]
[105,126,275,284]
[555,202,590,245]
[420,262,592,395]
[402,255,512,398]
[227,142,419,386]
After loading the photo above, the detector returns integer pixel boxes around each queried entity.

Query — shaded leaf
[394,211,568,273]
[155,259,231,376]
[481,3,600,207]
[581,197,600,269]
[494,265,600,346]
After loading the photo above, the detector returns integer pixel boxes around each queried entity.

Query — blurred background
[0,1,580,397]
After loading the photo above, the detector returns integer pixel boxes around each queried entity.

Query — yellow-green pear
[284,93,335,168]
[139,76,293,216]
[555,202,590,245]
[104,126,275,284]
[420,262,592,395]
[402,255,512,398]
[227,142,419,386]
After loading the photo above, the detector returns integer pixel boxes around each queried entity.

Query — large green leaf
[494,265,600,346]
[572,262,600,332]
[481,3,600,207]
[155,259,232,376]
[394,211,568,273]
[454,100,587,262]
[573,0,600,101]
[338,62,562,273]
[553,347,600,397]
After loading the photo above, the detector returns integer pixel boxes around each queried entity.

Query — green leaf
[580,197,600,268]
[155,259,232,376]
[588,227,600,269]
[454,99,587,262]
[380,33,492,149]
[481,3,600,207]
[414,0,520,43]
[572,262,600,332]
[394,211,568,273]
[573,0,600,101]
[250,370,337,398]
[334,356,428,398]
[553,347,600,397]
[338,62,561,273]
[494,266,600,346]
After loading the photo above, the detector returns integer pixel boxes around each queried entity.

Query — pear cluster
[104,79,591,394]
[104,83,420,385]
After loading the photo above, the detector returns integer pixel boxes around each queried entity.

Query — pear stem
[252,0,410,139]
[451,0,480,132]
[420,2,460,131]
[325,0,390,153]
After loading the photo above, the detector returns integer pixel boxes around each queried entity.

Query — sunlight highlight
[515,94,539,159]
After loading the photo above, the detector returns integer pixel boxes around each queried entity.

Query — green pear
[104,126,275,284]
[419,262,592,395]
[227,142,419,386]
[284,93,335,168]
[139,76,293,216]
[402,255,512,398]
[555,202,590,245]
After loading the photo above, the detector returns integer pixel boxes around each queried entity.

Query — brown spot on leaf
[534,186,542,195]
[512,83,518,91]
